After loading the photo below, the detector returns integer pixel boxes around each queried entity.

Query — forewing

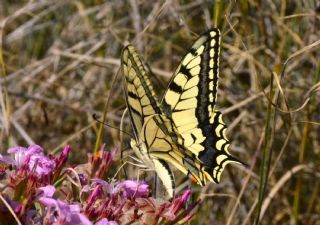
[162,28,240,183]
[121,45,163,138]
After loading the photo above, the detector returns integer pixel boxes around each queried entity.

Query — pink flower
[37,185,56,198]
[1,144,197,224]
[7,145,39,168]
[7,145,56,176]
[85,185,102,211]
[55,145,70,169]
[8,145,43,155]
[116,180,149,198]
[167,189,191,215]
[82,179,113,195]
[95,218,118,225]
[29,154,56,176]
[39,198,92,225]
[79,173,88,185]
[127,189,195,224]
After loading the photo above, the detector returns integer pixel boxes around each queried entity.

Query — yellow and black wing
[121,46,176,197]
[162,28,241,184]
[121,45,162,138]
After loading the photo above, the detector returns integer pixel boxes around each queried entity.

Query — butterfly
[121,28,242,197]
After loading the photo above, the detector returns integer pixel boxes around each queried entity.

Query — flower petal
[37,185,56,198]
[7,146,27,154]
[116,180,149,198]
[27,145,44,155]
[95,218,118,225]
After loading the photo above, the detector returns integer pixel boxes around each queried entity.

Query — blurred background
[0,1,319,224]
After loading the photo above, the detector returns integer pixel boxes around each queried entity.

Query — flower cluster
[0,145,197,224]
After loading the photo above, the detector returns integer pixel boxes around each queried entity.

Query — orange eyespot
[188,174,198,184]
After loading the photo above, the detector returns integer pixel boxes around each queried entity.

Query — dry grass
[0,1,319,224]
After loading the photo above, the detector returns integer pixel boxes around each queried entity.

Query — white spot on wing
[210,39,216,47]
[209,81,214,90]
[210,31,217,37]
[209,69,214,79]
[209,93,213,102]
[210,49,215,57]
[209,59,214,68]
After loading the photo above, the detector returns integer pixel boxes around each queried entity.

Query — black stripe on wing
[121,45,163,137]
